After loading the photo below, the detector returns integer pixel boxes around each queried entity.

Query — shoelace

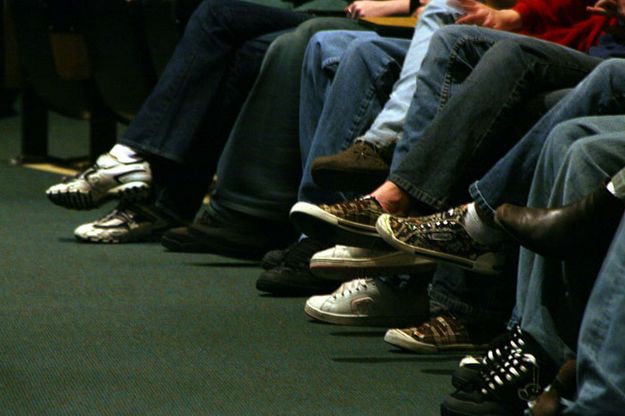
[332,278,372,299]
[481,351,541,402]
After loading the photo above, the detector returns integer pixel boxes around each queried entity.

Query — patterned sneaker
[384,314,489,353]
[309,245,436,280]
[46,152,151,210]
[74,202,178,243]
[304,277,428,327]
[289,196,388,248]
[376,205,505,274]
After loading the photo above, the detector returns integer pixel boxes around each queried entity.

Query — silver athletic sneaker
[46,152,151,210]
[74,202,176,243]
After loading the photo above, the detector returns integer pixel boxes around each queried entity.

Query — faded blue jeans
[389,26,601,210]
[515,125,625,413]
[298,0,462,204]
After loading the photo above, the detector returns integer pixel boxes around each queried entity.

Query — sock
[462,202,505,245]
[109,144,142,163]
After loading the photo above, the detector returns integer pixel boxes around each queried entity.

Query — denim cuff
[468,181,496,217]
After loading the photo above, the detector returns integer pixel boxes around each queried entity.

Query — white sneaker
[46,152,151,210]
[74,202,177,243]
[309,245,436,280]
[304,278,428,327]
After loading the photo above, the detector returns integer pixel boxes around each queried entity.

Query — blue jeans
[469,59,625,217]
[299,31,407,204]
[389,25,601,211]
[298,0,462,205]
[514,116,625,367]
[118,0,311,220]
[210,17,363,222]
[566,213,625,415]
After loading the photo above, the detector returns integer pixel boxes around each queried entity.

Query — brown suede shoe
[311,140,391,192]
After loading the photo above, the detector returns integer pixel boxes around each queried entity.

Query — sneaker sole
[304,302,426,327]
[309,251,436,280]
[375,215,504,275]
[384,329,488,353]
[290,202,389,249]
[47,182,150,210]
[74,227,167,244]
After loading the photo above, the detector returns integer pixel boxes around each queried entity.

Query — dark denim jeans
[210,18,363,222]
[118,0,310,220]
[388,26,601,211]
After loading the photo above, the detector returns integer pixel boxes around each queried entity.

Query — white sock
[462,202,505,245]
[607,181,617,196]
[109,144,141,163]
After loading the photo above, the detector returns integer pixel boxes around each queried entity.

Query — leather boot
[495,185,624,260]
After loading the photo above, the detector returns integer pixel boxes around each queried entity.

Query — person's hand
[344,0,408,18]
[588,0,625,18]
[414,0,430,18]
[452,0,522,31]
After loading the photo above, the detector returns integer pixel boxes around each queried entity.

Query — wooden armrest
[359,16,417,38]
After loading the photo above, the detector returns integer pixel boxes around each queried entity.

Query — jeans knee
[590,58,625,89]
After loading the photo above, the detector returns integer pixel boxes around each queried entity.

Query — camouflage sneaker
[384,314,489,353]
[375,205,504,274]
[289,196,389,249]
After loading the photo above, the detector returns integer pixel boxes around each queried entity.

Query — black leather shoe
[495,185,624,259]
[256,238,338,296]
[161,210,296,260]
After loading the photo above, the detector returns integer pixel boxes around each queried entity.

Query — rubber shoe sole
[47,182,150,210]
[304,302,426,327]
[376,215,504,275]
[384,329,488,353]
[310,250,436,280]
[290,202,389,249]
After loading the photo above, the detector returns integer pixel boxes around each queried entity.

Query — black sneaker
[256,238,339,296]
[451,325,527,390]
[161,210,296,260]
[260,248,289,270]
[442,328,556,416]
[311,140,392,192]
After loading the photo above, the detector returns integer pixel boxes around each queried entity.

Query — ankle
[370,181,412,215]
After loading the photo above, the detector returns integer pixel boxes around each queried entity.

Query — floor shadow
[328,330,386,338]
[332,356,423,364]
[187,262,260,268]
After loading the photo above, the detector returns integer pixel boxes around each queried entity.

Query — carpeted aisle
[0,112,458,415]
